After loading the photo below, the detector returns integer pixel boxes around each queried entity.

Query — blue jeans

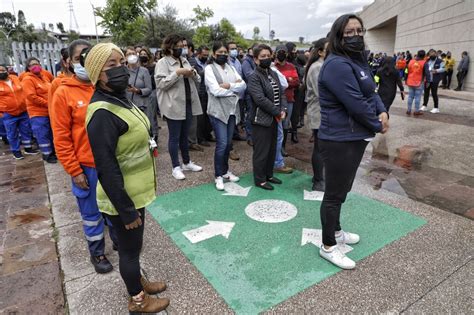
[166,112,192,168]
[3,112,33,152]
[71,166,118,256]
[282,102,293,129]
[30,116,54,155]
[274,121,285,168]
[209,115,235,177]
[407,86,423,112]
[0,116,6,138]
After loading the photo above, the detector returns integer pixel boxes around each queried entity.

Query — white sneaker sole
[319,250,356,270]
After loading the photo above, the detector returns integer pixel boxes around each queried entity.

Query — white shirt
[204,63,247,98]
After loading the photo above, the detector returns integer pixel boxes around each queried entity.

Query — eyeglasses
[343,28,366,37]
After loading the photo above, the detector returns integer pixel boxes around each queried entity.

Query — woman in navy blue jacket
[317,14,389,270]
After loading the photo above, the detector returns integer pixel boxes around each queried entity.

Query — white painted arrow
[304,190,324,201]
[301,228,353,254]
[182,221,235,244]
[223,182,252,197]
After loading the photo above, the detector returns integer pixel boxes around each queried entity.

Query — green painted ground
[148,171,426,314]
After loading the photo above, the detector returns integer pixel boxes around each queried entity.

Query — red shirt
[275,62,300,103]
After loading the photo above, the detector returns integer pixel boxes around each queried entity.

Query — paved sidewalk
[0,147,64,313]
[45,93,473,313]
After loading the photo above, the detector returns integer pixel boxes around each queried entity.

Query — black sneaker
[90,255,113,274]
[24,147,40,155]
[2,137,9,145]
[112,243,119,251]
[43,153,58,163]
[13,151,24,160]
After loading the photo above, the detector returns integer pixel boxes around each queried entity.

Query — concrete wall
[359,0,474,91]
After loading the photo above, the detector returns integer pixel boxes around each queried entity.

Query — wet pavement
[0,145,65,313]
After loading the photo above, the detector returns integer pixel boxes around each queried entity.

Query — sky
[1,0,374,42]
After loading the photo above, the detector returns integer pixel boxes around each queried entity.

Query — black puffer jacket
[248,66,287,127]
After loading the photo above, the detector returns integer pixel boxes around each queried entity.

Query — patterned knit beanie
[84,43,124,85]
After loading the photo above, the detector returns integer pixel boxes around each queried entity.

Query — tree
[95,0,157,46]
[56,22,66,33]
[299,36,304,44]
[0,12,16,33]
[67,30,80,43]
[48,23,54,32]
[17,10,26,27]
[253,26,260,40]
[191,5,213,27]
[144,4,194,48]
[270,30,275,41]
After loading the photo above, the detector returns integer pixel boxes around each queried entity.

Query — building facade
[359,0,474,91]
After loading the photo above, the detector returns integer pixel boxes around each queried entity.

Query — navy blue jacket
[318,53,386,142]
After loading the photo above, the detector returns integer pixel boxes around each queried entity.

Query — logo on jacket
[360,71,368,80]
[77,100,86,107]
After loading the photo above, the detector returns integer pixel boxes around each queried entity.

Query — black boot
[291,129,299,144]
[282,129,289,157]
[90,255,113,274]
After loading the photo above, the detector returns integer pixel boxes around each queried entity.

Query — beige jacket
[305,60,323,130]
[154,56,202,120]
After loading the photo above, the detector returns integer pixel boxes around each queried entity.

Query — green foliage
[144,4,194,48]
[67,30,80,43]
[56,22,66,34]
[193,17,249,50]
[95,0,157,46]
[252,26,260,40]
[191,5,214,27]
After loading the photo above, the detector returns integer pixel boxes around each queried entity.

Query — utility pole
[90,1,99,43]
[258,10,271,42]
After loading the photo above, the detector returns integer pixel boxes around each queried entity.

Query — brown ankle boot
[128,293,169,313]
[141,276,167,294]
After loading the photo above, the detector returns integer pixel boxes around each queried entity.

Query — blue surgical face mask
[73,63,89,81]
[230,49,238,58]
[181,48,188,57]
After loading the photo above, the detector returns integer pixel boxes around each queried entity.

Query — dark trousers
[71,166,118,257]
[3,112,33,152]
[423,82,439,108]
[291,89,302,131]
[209,115,235,177]
[319,139,368,246]
[456,70,468,90]
[311,129,324,183]
[166,111,192,168]
[197,94,213,142]
[252,120,278,184]
[445,69,453,89]
[105,208,145,296]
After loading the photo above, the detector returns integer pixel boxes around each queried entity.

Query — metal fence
[11,41,67,76]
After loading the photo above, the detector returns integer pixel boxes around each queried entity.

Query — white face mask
[73,63,89,81]
[127,55,138,65]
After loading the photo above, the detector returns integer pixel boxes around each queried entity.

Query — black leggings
[312,129,324,183]
[319,139,368,246]
[105,208,145,296]
[423,83,439,108]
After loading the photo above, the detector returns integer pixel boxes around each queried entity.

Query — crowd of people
[0,12,470,313]
[368,48,470,115]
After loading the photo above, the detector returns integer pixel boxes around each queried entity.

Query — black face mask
[172,48,183,58]
[287,52,296,61]
[276,52,287,62]
[343,36,365,53]
[139,56,148,63]
[215,55,228,66]
[0,72,9,80]
[259,58,272,69]
[199,57,208,64]
[429,55,436,60]
[104,66,130,93]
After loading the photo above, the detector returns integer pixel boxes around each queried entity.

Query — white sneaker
[430,108,440,114]
[172,166,185,180]
[223,171,240,182]
[319,245,356,270]
[215,176,225,191]
[335,230,360,245]
[420,106,427,111]
[182,161,203,172]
